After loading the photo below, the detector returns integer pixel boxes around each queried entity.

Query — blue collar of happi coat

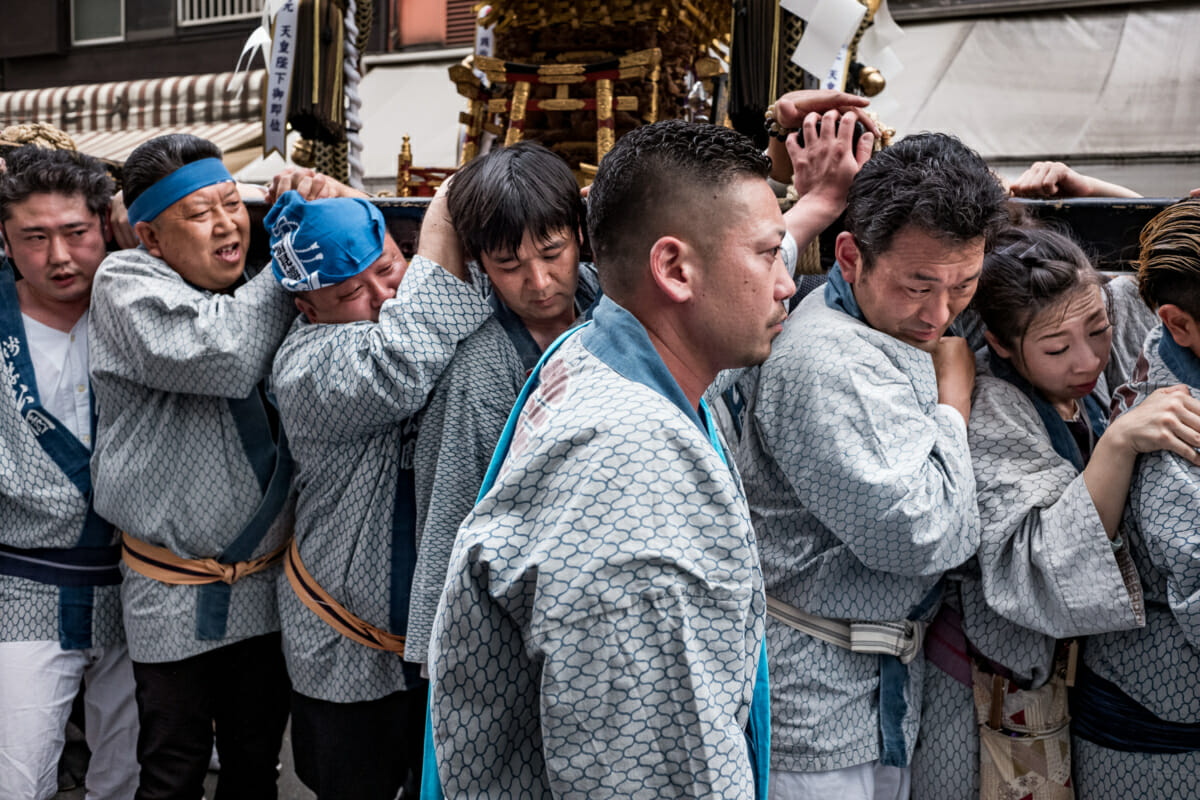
[580,296,715,442]
[1157,325,1200,390]
[823,262,866,322]
[988,348,1108,472]
[490,264,604,373]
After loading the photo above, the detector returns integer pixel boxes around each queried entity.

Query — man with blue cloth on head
[89,133,298,800]
[426,120,793,799]
[268,190,491,800]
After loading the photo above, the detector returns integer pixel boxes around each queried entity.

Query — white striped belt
[766,595,926,665]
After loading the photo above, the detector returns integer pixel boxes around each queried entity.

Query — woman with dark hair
[1071,200,1200,797]
[912,225,1200,799]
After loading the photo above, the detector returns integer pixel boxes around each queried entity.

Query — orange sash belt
[121,532,287,586]
[283,538,407,655]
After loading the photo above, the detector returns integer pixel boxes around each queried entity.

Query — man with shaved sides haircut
[732,132,1007,799]
[89,133,296,799]
[425,120,794,799]
[0,145,138,800]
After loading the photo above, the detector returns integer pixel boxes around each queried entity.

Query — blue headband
[127,158,234,226]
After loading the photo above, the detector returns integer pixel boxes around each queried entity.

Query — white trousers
[770,762,911,800]
[0,640,139,800]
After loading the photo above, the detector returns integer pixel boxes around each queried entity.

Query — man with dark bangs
[0,145,138,800]
[404,141,600,671]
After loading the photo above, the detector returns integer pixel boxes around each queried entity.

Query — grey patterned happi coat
[1073,323,1200,798]
[89,249,297,663]
[271,255,490,702]
[0,310,122,647]
[736,281,979,774]
[912,275,1152,798]
[429,298,766,799]
[406,262,598,666]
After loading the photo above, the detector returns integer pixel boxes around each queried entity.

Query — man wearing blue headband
[0,146,139,800]
[268,189,491,799]
[88,133,298,800]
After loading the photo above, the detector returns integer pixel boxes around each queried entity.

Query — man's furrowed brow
[16,219,89,233]
[912,269,981,284]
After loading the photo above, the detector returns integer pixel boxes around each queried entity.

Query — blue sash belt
[1071,661,1200,754]
[391,416,423,686]
[988,350,1108,469]
[0,261,116,649]
[194,387,293,640]
[0,543,121,587]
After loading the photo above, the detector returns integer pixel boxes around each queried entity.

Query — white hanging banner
[870,0,904,46]
[474,4,496,83]
[858,0,904,80]
[823,43,851,91]
[263,0,300,159]
[786,0,867,84]
[780,0,819,18]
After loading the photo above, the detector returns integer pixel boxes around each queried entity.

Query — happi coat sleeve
[88,247,291,397]
[274,256,490,444]
[755,296,978,590]
[1132,446,1200,646]
[406,318,524,665]
[964,376,1143,654]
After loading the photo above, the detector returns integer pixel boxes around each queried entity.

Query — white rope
[343,0,365,190]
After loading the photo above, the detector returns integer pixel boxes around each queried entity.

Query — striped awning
[0,70,265,164]
[68,121,262,165]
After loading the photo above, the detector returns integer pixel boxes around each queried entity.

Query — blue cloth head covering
[265,191,386,292]
[127,158,235,226]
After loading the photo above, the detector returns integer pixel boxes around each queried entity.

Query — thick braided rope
[1,122,77,151]
[343,0,365,189]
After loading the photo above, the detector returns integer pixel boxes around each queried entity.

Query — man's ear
[134,221,162,258]
[983,329,1015,361]
[294,295,317,323]
[834,231,863,283]
[1159,303,1200,350]
[648,235,695,304]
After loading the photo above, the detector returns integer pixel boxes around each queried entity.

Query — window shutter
[445,0,476,47]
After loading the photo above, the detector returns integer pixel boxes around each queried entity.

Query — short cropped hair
[447,141,584,264]
[845,132,1007,270]
[1136,199,1200,320]
[0,145,114,223]
[586,120,771,300]
[973,224,1109,350]
[123,133,223,208]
